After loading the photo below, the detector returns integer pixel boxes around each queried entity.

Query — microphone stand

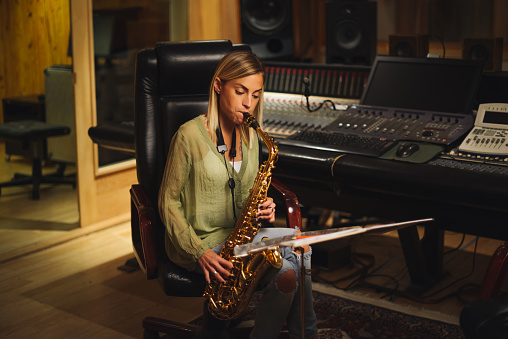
[295,246,306,339]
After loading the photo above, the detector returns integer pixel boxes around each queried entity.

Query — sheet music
[234,218,434,257]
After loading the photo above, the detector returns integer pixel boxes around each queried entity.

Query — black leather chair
[130,40,302,338]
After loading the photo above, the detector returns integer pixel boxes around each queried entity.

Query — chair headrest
[155,40,234,97]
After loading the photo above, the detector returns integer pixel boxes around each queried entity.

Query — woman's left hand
[257,197,276,223]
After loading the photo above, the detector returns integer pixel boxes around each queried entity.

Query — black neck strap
[216,123,227,155]
[216,122,237,222]
[216,122,236,157]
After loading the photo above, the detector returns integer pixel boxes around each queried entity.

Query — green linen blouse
[158,115,260,271]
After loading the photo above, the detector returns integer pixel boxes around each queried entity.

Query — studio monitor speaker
[463,37,503,72]
[389,34,429,57]
[326,1,377,65]
[240,0,294,60]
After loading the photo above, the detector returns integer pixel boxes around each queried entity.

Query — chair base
[142,316,290,339]
[0,161,76,200]
[143,317,197,339]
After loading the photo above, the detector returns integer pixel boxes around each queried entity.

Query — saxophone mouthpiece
[243,113,260,129]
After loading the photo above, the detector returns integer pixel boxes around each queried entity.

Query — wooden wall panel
[188,0,241,43]
[493,0,508,45]
[0,0,71,123]
[70,0,137,228]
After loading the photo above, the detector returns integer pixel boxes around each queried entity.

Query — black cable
[443,233,466,255]
[302,77,336,113]
[342,253,381,291]
[304,96,337,113]
[420,236,479,299]
[217,123,237,222]
[391,232,466,283]
[343,253,401,294]
[314,235,483,306]
[312,252,375,288]
[361,274,400,300]
[315,262,480,306]
[351,280,471,305]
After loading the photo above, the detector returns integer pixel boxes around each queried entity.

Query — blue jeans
[249,228,318,339]
[204,228,318,339]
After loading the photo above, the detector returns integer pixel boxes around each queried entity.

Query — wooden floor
[0,142,80,262]
[1,141,507,338]
[0,141,202,338]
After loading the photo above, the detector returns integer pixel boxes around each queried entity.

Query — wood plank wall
[188,0,241,43]
[0,0,72,123]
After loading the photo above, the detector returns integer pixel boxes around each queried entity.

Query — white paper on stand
[234,218,434,257]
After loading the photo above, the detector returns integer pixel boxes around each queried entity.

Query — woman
[159,50,318,339]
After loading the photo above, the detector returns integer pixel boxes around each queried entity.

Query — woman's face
[215,73,263,126]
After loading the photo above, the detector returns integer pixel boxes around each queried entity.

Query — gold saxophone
[203,113,283,320]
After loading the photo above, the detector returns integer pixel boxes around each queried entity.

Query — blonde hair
[206,50,265,147]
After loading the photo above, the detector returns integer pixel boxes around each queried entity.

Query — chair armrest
[130,184,158,279]
[270,177,302,230]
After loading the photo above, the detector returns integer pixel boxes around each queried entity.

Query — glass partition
[92,0,170,167]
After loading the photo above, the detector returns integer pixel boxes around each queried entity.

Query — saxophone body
[203,113,283,320]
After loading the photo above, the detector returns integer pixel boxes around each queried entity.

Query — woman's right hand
[198,249,234,284]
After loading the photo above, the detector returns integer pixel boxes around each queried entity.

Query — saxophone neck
[242,113,278,164]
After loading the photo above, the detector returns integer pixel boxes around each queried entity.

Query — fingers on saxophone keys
[209,269,219,282]
[210,267,222,278]
[257,204,275,219]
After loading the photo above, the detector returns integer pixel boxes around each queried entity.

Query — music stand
[235,218,434,339]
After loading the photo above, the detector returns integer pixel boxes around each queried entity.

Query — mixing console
[324,105,474,146]
[263,92,353,138]
[263,92,474,148]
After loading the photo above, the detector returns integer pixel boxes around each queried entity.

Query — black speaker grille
[241,0,291,35]
[468,44,490,62]
[333,20,363,50]
[395,42,414,57]
[326,1,377,65]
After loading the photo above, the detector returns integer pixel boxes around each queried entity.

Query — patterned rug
[239,291,464,338]
[164,290,464,338]
[309,291,463,338]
